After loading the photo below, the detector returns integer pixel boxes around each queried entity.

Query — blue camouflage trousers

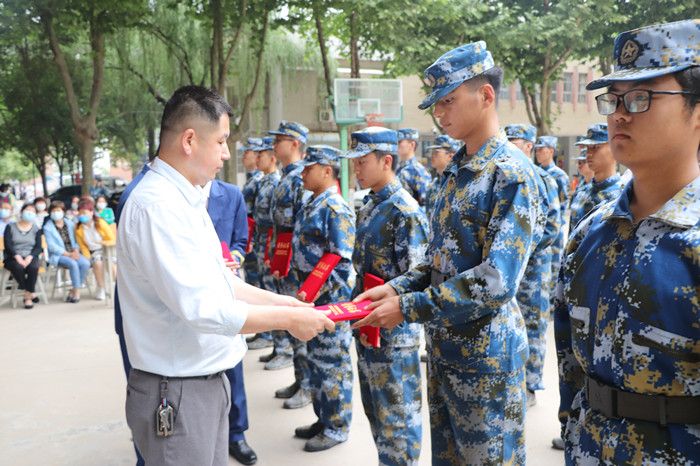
[307,320,353,442]
[428,361,526,465]
[276,278,308,385]
[356,341,422,466]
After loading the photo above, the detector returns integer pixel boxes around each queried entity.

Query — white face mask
[35,203,46,212]
[96,202,107,210]
[71,203,79,210]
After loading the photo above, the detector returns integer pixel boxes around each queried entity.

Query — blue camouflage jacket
[253,171,280,230]
[424,173,446,222]
[555,176,700,464]
[290,185,355,305]
[353,178,429,347]
[243,169,264,215]
[568,173,624,230]
[397,157,432,205]
[543,162,570,215]
[389,131,542,373]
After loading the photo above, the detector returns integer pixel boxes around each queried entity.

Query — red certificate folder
[297,253,341,301]
[246,217,255,252]
[269,232,293,277]
[263,228,273,263]
[316,300,373,321]
[361,273,383,347]
[221,241,233,262]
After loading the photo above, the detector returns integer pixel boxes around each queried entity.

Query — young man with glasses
[555,19,700,464]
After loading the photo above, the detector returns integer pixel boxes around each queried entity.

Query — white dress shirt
[117,157,247,377]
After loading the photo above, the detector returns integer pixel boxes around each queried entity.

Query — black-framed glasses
[595,89,697,115]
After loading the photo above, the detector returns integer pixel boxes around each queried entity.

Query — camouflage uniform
[242,168,263,287]
[541,160,569,309]
[390,130,542,465]
[396,157,432,206]
[424,173,445,222]
[568,173,624,229]
[353,177,429,465]
[252,170,280,293]
[555,178,700,464]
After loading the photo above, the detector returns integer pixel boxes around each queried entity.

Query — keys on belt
[585,376,700,425]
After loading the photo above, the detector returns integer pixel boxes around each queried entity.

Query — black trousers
[4,256,39,293]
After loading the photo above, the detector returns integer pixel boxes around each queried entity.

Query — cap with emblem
[587,19,700,90]
[427,135,461,153]
[419,41,495,110]
[575,124,608,146]
[534,136,558,149]
[505,124,537,144]
[300,145,343,169]
[268,120,309,145]
[397,128,419,141]
[343,127,398,159]
[241,137,261,152]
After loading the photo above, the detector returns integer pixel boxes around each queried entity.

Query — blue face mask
[71,203,79,210]
[78,215,91,224]
[0,209,10,219]
[22,211,36,223]
[51,211,64,222]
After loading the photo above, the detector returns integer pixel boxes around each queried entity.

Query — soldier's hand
[272,270,280,279]
[351,295,404,330]
[359,332,380,348]
[353,284,397,303]
[278,294,314,307]
[246,243,253,254]
[287,308,335,341]
[264,259,271,268]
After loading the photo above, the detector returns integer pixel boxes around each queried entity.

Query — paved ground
[0,295,565,465]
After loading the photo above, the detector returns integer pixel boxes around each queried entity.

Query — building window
[578,72,588,104]
[563,72,573,103]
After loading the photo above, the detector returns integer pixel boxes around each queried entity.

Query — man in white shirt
[118,85,334,465]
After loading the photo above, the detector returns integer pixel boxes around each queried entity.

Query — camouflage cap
[268,120,309,144]
[575,145,588,161]
[419,41,495,110]
[575,123,609,146]
[587,19,700,90]
[343,127,398,159]
[397,128,419,141]
[505,124,537,144]
[427,135,461,153]
[534,136,558,149]
[241,137,261,152]
[300,145,343,169]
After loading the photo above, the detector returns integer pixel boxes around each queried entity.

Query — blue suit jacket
[207,179,248,262]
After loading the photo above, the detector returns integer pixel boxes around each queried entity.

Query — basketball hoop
[364,113,385,127]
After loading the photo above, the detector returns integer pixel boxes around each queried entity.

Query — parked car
[49,183,124,210]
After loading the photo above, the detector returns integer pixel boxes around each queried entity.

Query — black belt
[254,224,270,235]
[585,376,700,425]
[134,368,225,381]
[276,225,294,234]
[430,269,450,287]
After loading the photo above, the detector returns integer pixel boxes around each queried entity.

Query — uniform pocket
[569,306,591,371]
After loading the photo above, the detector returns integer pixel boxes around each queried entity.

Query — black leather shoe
[295,421,324,439]
[275,381,300,399]
[229,440,257,465]
[31,296,40,303]
[258,351,276,363]
[552,437,565,450]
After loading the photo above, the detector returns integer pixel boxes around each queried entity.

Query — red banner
[297,253,341,301]
[360,273,383,347]
[269,232,293,277]
[316,300,373,322]
[246,217,255,252]
[221,241,233,262]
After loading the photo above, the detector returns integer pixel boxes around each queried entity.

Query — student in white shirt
[118,85,334,466]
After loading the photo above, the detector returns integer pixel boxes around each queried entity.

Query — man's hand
[351,295,404,330]
[353,283,397,303]
[225,260,241,273]
[277,294,314,308]
[287,308,335,340]
[246,242,253,254]
[359,332,381,348]
[263,259,271,268]
[296,290,321,304]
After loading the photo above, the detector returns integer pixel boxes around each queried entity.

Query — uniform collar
[150,157,206,209]
[281,160,303,176]
[364,178,402,205]
[445,131,507,176]
[591,173,620,193]
[246,169,260,180]
[542,162,555,170]
[605,176,700,228]
[307,185,338,208]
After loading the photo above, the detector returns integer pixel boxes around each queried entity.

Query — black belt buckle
[587,377,619,420]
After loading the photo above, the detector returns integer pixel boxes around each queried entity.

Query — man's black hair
[160,86,234,143]
[374,150,399,171]
[466,66,504,107]
[330,165,340,180]
[675,67,700,111]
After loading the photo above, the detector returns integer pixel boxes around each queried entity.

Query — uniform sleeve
[395,179,536,326]
[395,210,429,274]
[320,207,356,303]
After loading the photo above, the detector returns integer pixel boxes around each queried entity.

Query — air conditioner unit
[318,109,334,123]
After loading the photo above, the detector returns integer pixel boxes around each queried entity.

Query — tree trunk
[349,11,360,78]
[314,8,335,114]
[539,80,552,135]
[147,125,156,162]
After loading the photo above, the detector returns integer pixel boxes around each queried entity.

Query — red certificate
[246,217,255,252]
[360,273,384,347]
[221,241,233,262]
[297,253,341,301]
[316,300,373,321]
[269,232,293,277]
[263,228,273,263]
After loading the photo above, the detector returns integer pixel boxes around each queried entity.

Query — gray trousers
[126,369,231,466]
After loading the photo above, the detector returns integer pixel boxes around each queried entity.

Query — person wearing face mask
[0,202,15,234]
[43,201,91,303]
[95,195,115,225]
[33,197,48,228]
[0,183,17,212]
[3,204,43,309]
[65,196,81,223]
[74,199,116,300]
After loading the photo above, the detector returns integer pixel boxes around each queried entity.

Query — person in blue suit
[203,178,257,465]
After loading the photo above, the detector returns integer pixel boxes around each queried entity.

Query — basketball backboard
[333,78,403,124]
